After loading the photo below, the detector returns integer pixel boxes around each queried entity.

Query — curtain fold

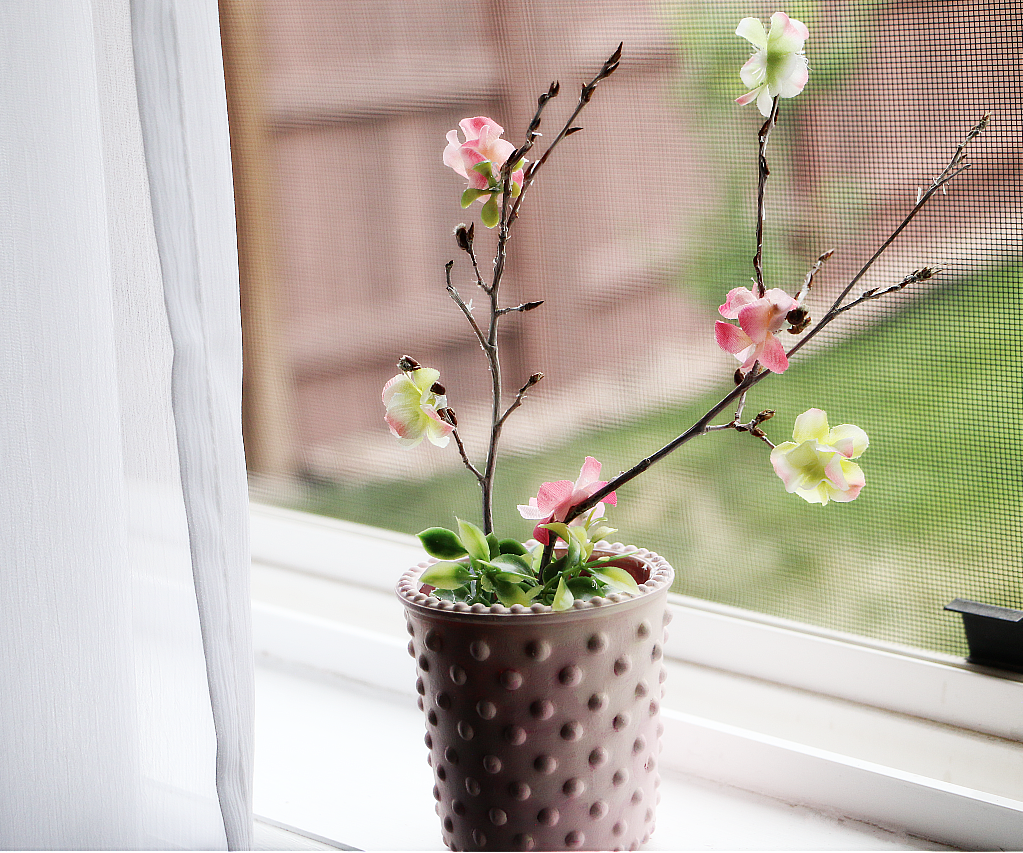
[0,0,253,849]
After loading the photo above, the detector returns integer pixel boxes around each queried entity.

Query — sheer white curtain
[0,0,253,849]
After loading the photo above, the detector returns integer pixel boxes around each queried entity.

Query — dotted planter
[396,544,674,852]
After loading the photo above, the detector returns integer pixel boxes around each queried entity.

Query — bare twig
[787,114,989,363]
[498,373,544,428]
[496,300,544,316]
[454,222,488,293]
[451,427,484,483]
[446,262,488,352]
[753,97,780,297]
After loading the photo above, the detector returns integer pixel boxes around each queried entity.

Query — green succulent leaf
[498,538,528,556]
[540,521,572,544]
[493,579,541,607]
[552,576,574,611]
[590,566,641,595]
[418,527,467,560]
[490,553,533,577]
[567,575,600,600]
[486,533,501,558]
[460,187,487,208]
[456,518,490,562]
[480,195,500,228]
[419,561,472,590]
[471,161,494,177]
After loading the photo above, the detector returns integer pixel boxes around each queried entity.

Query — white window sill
[249,502,1023,851]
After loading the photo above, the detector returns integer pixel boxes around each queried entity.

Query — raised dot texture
[424,629,442,651]
[508,781,531,801]
[614,656,632,676]
[632,789,645,805]
[529,699,554,720]
[637,620,651,639]
[558,665,582,686]
[645,807,654,823]
[449,664,467,685]
[537,807,559,826]
[588,747,608,768]
[452,799,466,816]
[457,721,474,740]
[524,639,551,660]
[513,833,535,851]
[436,765,446,781]
[483,755,502,774]
[445,746,459,765]
[651,644,663,661]
[565,830,584,848]
[489,808,507,826]
[407,641,415,658]
[612,820,626,836]
[406,620,415,637]
[436,692,451,710]
[649,700,660,717]
[500,669,523,690]
[503,725,527,745]
[634,680,649,699]
[470,640,490,661]
[612,713,630,731]
[476,700,497,720]
[416,697,424,711]
[588,693,607,712]
[534,754,558,774]
[659,668,668,683]
[417,654,430,672]
[427,710,438,726]
[443,816,454,832]
[612,768,629,787]
[560,721,583,741]
[432,785,441,801]
[472,829,487,847]
[633,736,646,754]
[465,777,480,796]
[589,800,608,819]
[562,777,585,797]
[415,677,425,695]
[586,632,608,653]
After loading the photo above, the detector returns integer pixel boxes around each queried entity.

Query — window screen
[227,0,1023,656]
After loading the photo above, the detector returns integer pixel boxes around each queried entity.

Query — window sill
[250,502,1023,850]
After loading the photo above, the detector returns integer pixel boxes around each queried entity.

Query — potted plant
[387,14,986,851]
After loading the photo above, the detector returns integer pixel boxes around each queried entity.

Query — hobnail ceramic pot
[396,543,674,852]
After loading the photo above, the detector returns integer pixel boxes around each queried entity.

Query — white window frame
[250,502,1023,850]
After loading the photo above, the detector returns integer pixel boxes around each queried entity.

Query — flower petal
[793,408,830,443]
[757,333,790,374]
[735,88,762,107]
[719,286,758,319]
[767,12,808,54]
[735,16,768,48]
[826,424,869,459]
[715,320,754,356]
[575,456,602,489]
[755,85,775,117]
[535,479,575,517]
[829,459,865,502]
[739,54,767,90]
[774,53,809,98]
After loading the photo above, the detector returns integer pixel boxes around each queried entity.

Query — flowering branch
[541,111,989,564]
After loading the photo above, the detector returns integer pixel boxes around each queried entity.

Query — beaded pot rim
[396,541,674,622]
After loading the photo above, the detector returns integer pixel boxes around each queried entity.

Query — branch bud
[734,368,745,385]
[786,306,811,334]
[398,355,420,372]
[522,300,544,312]
[438,408,457,427]
[528,372,544,385]
[431,382,446,395]
[454,222,474,252]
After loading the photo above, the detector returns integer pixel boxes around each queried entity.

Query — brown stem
[753,97,780,298]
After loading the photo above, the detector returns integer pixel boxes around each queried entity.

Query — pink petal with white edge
[829,460,865,502]
[575,456,603,488]
[827,424,869,459]
[768,12,808,53]
[770,442,802,491]
[460,116,503,142]
[776,54,809,98]
[719,286,757,319]
[735,16,768,48]
[757,333,790,374]
[735,89,761,107]
[740,54,767,90]
[715,320,754,356]
[535,479,575,516]
[792,408,830,443]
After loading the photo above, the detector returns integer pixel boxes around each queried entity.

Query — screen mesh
[230,0,1023,655]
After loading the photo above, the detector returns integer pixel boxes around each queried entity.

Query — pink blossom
[443,117,525,226]
[517,456,617,545]
[714,286,798,374]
